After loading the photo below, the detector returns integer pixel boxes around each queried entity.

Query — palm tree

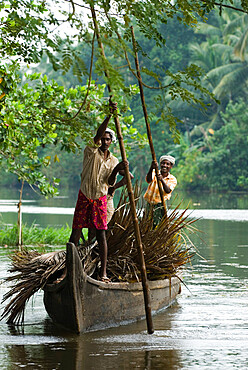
[183,10,248,135]
[205,12,248,100]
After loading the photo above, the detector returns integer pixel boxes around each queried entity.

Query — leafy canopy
[0,67,145,195]
[1,0,248,195]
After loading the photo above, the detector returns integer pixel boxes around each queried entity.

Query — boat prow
[43,242,181,333]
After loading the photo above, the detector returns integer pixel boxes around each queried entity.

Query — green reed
[0,223,87,247]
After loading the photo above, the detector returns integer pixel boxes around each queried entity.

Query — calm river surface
[0,190,248,369]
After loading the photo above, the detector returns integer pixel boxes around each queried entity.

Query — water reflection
[3,316,184,370]
[175,190,248,209]
[192,220,248,278]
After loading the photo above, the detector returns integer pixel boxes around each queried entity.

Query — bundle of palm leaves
[1,183,198,325]
[106,186,197,281]
[1,247,89,325]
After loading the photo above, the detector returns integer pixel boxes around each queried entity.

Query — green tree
[175,98,248,191]
[1,0,248,195]
[166,6,248,173]
[204,13,248,101]
[0,67,144,195]
[3,1,245,121]
[0,0,62,63]
[200,98,248,191]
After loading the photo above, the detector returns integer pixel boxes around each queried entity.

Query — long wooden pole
[91,6,154,334]
[131,26,167,217]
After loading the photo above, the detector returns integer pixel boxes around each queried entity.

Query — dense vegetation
[0,222,73,246]
[1,1,248,196]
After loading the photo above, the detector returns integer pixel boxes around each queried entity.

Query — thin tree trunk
[17,181,24,249]
[90,5,154,334]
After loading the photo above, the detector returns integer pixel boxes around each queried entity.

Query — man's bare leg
[69,228,82,246]
[88,228,96,243]
[95,229,108,279]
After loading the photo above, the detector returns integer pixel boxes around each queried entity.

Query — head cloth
[159,155,175,165]
[105,128,117,143]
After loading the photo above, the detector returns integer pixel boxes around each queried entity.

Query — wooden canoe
[43,242,181,333]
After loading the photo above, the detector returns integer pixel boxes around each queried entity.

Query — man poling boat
[144,155,177,226]
[69,101,128,282]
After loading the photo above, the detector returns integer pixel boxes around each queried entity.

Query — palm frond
[213,65,248,98]
[223,14,248,36]
[195,22,222,37]
[234,27,248,60]
[205,62,244,82]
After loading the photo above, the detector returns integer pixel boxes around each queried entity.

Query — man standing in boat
[69,101,128,281]
[144,155,177,225]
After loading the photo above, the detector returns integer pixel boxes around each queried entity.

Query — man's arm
[108,160,129,186]
[157,174,172,194]
[108,172,134,196]
[146,160,158,183]
[94,101,117,144]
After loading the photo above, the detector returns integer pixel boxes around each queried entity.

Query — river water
[0,190,248,369]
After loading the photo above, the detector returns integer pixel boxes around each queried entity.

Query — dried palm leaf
[1,246,92,325]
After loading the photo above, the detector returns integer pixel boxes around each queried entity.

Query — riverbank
[0,223,73,247]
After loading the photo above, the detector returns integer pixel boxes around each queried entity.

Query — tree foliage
[175,98,248,191]
[1,0,248,194]
[173,6,248,191]
[0,0,61,63]
[0,68,145,195]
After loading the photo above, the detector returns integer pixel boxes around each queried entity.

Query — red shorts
[72,190,108,230]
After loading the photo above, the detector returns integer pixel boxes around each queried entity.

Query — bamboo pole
[91,6,154,334]
[131,26,167,217]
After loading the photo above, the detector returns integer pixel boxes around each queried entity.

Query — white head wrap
[159,155,175,165]
[105,128,117,143]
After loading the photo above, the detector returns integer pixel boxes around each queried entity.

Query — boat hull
[43,243,181,333]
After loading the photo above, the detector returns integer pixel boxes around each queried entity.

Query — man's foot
[98,276,111,283]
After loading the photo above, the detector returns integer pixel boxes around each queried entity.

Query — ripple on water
[0,335,66,346]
